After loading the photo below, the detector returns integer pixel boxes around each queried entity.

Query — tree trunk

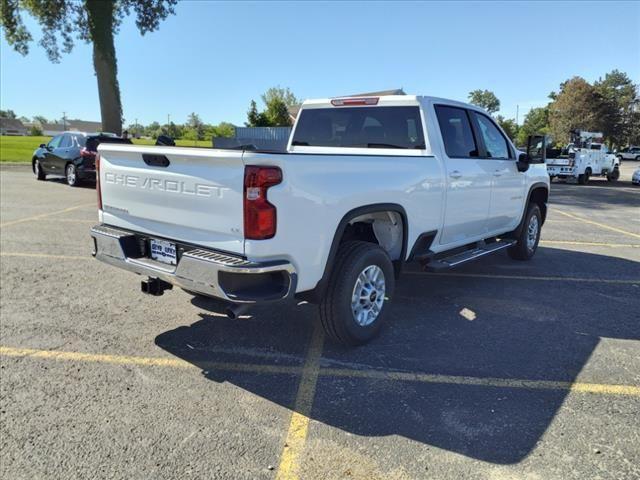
[86,0,122,135]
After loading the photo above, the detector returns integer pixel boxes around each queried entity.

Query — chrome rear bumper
[90,224,296,303]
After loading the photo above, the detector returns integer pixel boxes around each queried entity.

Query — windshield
[292,106,425,150]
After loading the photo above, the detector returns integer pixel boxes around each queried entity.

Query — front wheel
[607,168,620,182]
[34,159,46,181]
[66,163,79,187]
[508,204,542,261]
[319,241,395,346]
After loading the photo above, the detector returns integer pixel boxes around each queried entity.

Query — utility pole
[62,112,67,130]
[516,105,519,127]
[135,118,138,138]
[167,114,170,126]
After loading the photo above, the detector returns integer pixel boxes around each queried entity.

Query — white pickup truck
[546,131,620,184]
[91,95,549,345]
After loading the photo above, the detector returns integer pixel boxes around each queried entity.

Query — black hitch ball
[141,277,173,296]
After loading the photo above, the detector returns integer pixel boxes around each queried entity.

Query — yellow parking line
[322,369,640,396]
[2,346,638,397]
[0,346,300,375]
[554,210,640,239]
[276,324,325,480]
[406,271,640,285]
[0,203,95,228]
[0,252,90,260]
[540,240,640,248]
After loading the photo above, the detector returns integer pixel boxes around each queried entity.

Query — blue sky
[1,1,639,127]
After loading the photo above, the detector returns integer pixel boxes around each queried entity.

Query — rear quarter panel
[243,152,445,292]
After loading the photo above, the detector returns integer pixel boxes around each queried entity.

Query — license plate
[150,239,177,265]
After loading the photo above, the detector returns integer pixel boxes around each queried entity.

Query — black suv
[32,132,132,186]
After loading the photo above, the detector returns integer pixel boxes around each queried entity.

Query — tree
[33,115,48,124]
[516,107,550,146]
[29,124,42,136]
[1,0,177,135]
[594,70,639,148]
[495,115,518,142]
[246,87,297,127]
[264,97,291,126]
[246,100,269,127]
[261,86,299,108]
[468,89,500,114]
[548,77,607,145]
[0,109,16,118]
[186,112,204,140]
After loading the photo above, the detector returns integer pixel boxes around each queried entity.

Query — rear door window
[291,106,425,150]
[435,105,479,158]
[74,134,86,147]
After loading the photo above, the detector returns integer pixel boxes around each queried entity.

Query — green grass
[0,136,51,163]
[0,135,214,163]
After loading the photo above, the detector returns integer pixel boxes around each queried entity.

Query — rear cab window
[291,106,425,151]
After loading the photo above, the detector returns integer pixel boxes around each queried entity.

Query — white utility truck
[90,95,549,345]
[546,130,620,184]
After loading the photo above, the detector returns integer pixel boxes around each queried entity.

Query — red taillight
[243,166,282,240]
[331,97,379,107]
[95,154,102,210]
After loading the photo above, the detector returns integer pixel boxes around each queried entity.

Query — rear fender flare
[297,203,408,303]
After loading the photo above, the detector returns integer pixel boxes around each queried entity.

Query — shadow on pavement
[155,247,640,464]
[550,181,640,210]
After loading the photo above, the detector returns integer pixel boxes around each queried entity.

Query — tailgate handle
[142,154,170,167]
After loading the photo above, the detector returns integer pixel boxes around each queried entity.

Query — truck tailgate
[97,144,245,254]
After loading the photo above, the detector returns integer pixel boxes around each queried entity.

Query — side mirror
[517,135,546,172]
[39,143,47,149]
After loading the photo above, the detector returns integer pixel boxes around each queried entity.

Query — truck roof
[300,95,486,113]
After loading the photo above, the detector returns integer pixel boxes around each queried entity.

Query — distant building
[0,117,28,136]
[40,120,103,136]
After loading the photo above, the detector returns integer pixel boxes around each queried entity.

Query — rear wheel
[66,163,79,187]
[319,241,395,346]
[34,159,45,181]
[508,203,541,261]
[607,168,620,182]
[578,170,590,185]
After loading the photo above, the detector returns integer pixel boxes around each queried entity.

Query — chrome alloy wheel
[527,214,539,251]
[66,164,76,185]
[351,265,386,326]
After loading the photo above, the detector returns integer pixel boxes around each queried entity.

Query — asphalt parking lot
[1,163,639,480]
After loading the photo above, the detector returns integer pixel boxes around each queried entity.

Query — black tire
[577,170,590,185]
[66,163,80,187]
[508,203,542,261]
[607,168,620,182]
[34,159,45,181]
[635,156,640,161]
[319,241,395,346]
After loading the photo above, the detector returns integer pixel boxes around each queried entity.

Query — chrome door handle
[449,170,462,179]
